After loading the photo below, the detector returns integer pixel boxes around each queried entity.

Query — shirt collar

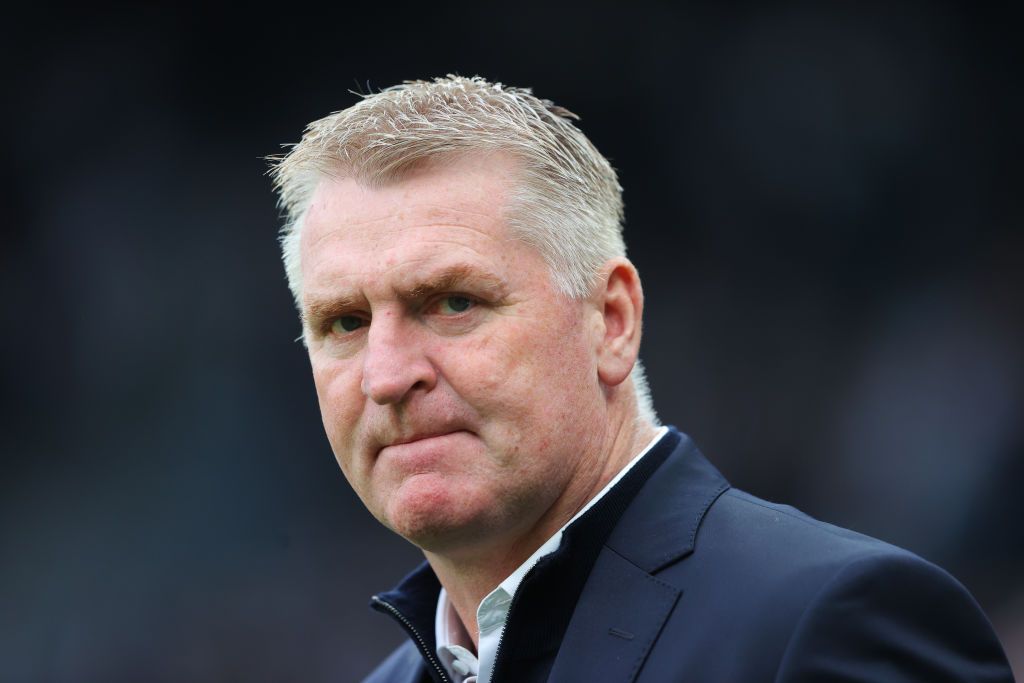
[496,426,669,599]
[435,426,670,682]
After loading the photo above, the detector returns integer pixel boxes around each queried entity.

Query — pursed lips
[405,428,466,443]
[379,429,468,453]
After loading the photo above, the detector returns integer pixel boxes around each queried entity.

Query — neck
[425,409,659,647]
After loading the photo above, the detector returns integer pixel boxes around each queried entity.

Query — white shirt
[435,427,669,683]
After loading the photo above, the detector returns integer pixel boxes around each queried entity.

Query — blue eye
[331,316,365,334]
[439,296,473,314]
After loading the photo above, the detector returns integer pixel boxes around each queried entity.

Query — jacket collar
[371,563,445,682]
[547,430,730,683]
[605,429,730,574]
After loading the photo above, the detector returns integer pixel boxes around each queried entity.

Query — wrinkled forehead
[302,153,520,246]
[301,206,504,281]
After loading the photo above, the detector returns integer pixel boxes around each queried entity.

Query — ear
[594,258,644,387]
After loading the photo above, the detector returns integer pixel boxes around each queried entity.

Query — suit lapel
[548,548,681,683]
[549,432,729,682]
[606,433,730,574]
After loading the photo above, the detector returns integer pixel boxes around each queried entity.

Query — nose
[360,314,437,405]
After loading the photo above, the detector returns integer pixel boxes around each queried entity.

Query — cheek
[454,313,598,434]
[311,358,364,469]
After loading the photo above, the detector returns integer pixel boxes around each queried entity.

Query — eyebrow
[302,264,509,328]
[395,264,508,303]
[303,293,364,330]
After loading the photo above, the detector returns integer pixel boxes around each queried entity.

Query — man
[270,76,1014,682]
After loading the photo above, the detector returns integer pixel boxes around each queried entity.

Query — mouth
[387,429,466,448]
[374,430,476,466]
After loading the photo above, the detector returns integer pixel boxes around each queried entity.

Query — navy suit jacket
[363,429,1015,682]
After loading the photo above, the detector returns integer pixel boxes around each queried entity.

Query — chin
[383,477,493,551]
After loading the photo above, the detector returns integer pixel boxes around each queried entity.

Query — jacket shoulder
[650,487,1014,681]
[694,487,979,602]
[709,487,924,561]
[773,546,1014,682]
[360,640,427,683]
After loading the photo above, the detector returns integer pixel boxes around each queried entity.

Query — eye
[437,296,474,315]
[330,315,366,334]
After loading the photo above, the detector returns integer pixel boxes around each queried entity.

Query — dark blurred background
[2,2,1022,680]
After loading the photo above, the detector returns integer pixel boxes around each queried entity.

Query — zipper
[490,617,510,682]
[488,562,536,682]
[371,594,452,683]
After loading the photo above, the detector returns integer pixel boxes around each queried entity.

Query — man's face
[300,154,609,553]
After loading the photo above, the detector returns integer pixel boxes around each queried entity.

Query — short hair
[269,75,657,425]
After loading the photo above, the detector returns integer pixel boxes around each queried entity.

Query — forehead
[311,153,512,225]
[299,154,545,300]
